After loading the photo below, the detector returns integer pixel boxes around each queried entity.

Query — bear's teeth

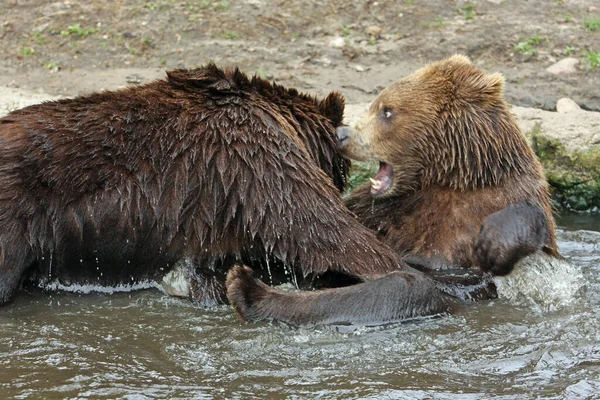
[370,178,381,189]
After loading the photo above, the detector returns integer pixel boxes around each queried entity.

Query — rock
[365,26,382,38]
[546,58,579,75]
[314,57,334,67]
[354,65,369,72]
[277,72,293,80]
[344,101,600,210]
[556,97,581,113]
[0,87,61,117]
[329,37,346,48]
[125,74,143,84]
[508,105,600,210]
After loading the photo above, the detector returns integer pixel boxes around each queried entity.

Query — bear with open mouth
[226,55,559,327]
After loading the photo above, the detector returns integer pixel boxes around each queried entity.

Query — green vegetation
[432,16,444,28]
[406,0,414,4]
[564,45,575,55]
[43,61,57,70]
[215,1,230,11]
[514,35,545,56]
[587,50,600,69]
[60,23,94,37]
[222,32,238,40]
[463,4,475,20]
[528,123,600,211]
[584,16,600,31]
[32,31,45,45]
[256,68,271,78]
[368,37,377,45]
[346,162,378,193]
[188,1,211,11]
[341,25,350,37]
[21,47,34,56]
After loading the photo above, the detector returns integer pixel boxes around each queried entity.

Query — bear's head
[337,55,535,196]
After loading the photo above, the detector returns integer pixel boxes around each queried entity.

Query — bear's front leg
[474,200,557,276]
[226,265,454,327]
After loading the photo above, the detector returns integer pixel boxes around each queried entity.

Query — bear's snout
[336,126,351,148]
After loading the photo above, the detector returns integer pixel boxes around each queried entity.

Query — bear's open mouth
[370,162,393,195]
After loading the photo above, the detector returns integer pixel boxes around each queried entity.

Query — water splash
[494,251,585,311]
[39,280,161,294]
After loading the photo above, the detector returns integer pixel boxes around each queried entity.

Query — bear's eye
[382,107,393,119]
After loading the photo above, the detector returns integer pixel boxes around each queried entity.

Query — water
[1,216,599,399]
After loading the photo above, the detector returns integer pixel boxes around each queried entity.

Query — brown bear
[0,65,420,306]
[226,55,559,327]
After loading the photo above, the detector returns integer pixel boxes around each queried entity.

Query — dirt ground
[1,0,599,110]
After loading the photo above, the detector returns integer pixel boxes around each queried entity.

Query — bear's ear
[167,64,246,94]
[477,72,505,100]
[318,92,345,126]
[441,55,505,101]
[460,71,505,106]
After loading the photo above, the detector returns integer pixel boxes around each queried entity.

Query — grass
[21,47,34,56]
[60,23,94,37]
[368,37,376,45]
[32,31,45,45]
[256,68,270,78]
[588,50,600,70]
[432,16,444,28]
[514,35,545,56]
[215,1,230,11]
[463,4,475,20]
[584,16,600,32]
[406,0,413,4]
[43,61,57,70]
[222,32,238,40]
[341,25,350,37]
[564,45,575,56]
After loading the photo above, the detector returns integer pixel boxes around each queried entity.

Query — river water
[1,215,599,399]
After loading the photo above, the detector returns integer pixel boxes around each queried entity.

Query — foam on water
[39,280,161,295]
[494,251,585,311]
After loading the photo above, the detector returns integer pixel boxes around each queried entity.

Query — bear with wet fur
[226,55,558,327]
[0,65,417,305]
[341,54,558,275]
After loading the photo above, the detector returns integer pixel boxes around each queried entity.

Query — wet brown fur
[0,65,408,305]
[345,55,558,269]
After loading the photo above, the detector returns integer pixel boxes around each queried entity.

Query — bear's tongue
[370,162,393,195]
